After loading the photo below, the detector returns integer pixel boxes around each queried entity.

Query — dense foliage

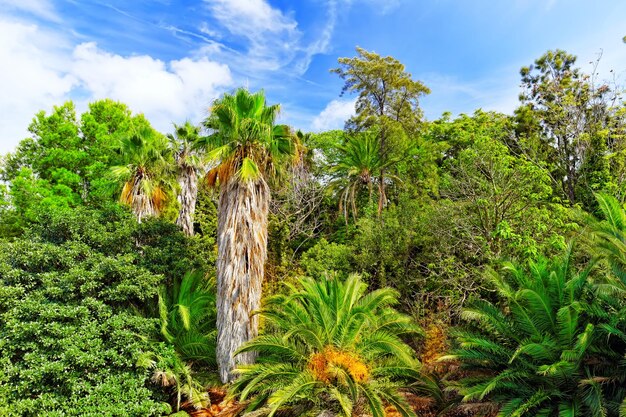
[0,206,185,416]
[0,46,625,417]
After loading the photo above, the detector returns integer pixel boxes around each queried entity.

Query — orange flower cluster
[308,346,370,383]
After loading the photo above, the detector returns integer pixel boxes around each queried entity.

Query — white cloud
[199,21,222,39]
[311,99,356,131]
[72,43,232,130]
[0,0,59,22]
[199,0,404,79]
[206,0,297,36]
[202,0,341,76]
[0,19,233,155]
[202,0,299,72]
[0,19,74,154]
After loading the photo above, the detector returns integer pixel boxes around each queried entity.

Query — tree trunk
[128,175,157,223]
[378,170,386,217]
[175,166,198,236]
[216,177,269,383]
[378,126,387,218]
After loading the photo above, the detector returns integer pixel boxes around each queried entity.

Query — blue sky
[0,0,625,154]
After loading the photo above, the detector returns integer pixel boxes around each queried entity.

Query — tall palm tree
[202,88,295,383]
[111,122,174,222]
[329,130,399,224]
[232,274,421,417]
[443,248,611,416]
[168,121,204,236]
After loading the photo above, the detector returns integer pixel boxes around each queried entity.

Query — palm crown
[203,88,295,186]
[231,273,422,417]
[111,122,174,221]
[168,121,204,171]
[330,130,402,223]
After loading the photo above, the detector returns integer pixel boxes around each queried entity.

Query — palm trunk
[216,176,269,383]
[128,175,157,223]
[175,166,198,236]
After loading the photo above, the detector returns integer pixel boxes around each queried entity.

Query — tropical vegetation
[0,46,625,417]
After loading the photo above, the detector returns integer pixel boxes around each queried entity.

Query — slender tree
[168,121,204,236]
[332,47,429,216]
[518,50,615,206]
[203,88,295,383]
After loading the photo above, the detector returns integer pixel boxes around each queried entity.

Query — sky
[0,0,625,155]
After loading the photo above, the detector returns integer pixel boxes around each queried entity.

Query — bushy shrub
[0,205,212,416]
[300,238,353,278]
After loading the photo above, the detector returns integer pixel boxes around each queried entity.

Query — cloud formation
[72,43,232,126]
[0,19,232,154]
[311,98,356,131]
[0,0,59,21]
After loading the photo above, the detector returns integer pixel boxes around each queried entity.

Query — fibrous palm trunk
[125,174,157,223]
[175,165,198,236]
[216,177,269,383]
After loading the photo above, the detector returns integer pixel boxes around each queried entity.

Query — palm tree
[443,248,610,416]
[231,274,421,417]
[168,122,204,236]
[111,122,174,222]
[202,88,295,383]
[329,130,400,224]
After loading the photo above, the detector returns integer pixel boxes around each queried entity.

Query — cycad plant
[231,274,422,417]
[202,88,296,382]
[158,270,217,369]
[584,193,626,414]
[138,344,209,413]
[111,121,174,222]
[587,193,626,288]
[143,271,217,412]
[444,247,609,416]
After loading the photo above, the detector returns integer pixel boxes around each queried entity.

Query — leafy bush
[300,238,353,278]
[0,206,211,416]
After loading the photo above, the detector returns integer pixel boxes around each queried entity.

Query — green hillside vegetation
[1,48,626,417]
